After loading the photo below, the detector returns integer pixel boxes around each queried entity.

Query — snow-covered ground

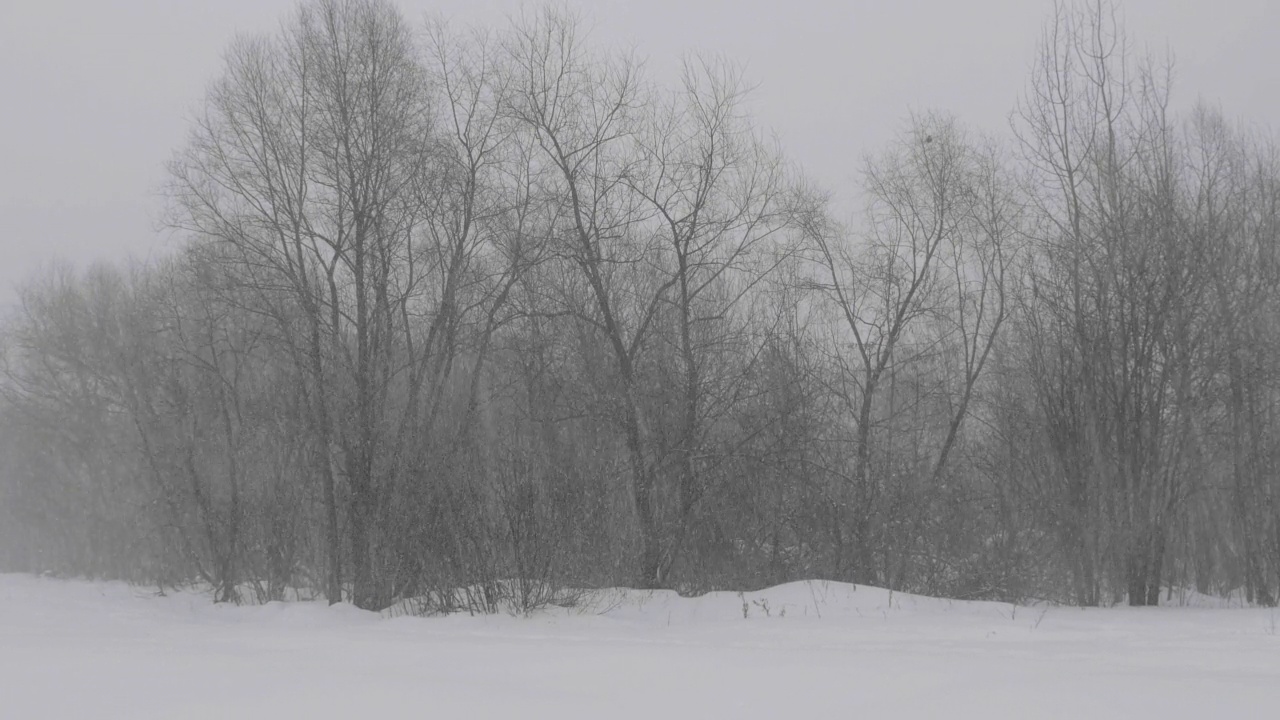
[2,574,1277,719]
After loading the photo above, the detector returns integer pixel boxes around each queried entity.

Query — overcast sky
[2,0,1277,307]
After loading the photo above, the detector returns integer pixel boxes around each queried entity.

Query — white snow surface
[2,574,1278,719]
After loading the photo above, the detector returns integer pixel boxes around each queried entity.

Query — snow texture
[2,574,1277,718]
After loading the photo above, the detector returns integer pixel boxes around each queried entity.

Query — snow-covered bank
[2,574,1277,718]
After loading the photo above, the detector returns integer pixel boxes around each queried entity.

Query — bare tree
[169,0,435,607]
[622,55,798,584]
[807,112,1016,585]
[501,7,676,587]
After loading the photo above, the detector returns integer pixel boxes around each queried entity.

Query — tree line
[2,0,1277,609]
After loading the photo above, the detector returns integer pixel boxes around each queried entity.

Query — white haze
[2,0,1278,305]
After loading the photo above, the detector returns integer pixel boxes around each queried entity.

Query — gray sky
[2,0,1277,306]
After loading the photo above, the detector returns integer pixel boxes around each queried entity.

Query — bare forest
[3,0,1279,611]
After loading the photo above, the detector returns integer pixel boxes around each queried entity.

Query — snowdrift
[2,574,1277,719]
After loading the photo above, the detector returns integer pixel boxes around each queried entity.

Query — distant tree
[807,112,1018,586]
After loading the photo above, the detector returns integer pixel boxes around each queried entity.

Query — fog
[3,0,1278,305]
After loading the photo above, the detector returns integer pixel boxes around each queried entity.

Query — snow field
[2,574,1278,719]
